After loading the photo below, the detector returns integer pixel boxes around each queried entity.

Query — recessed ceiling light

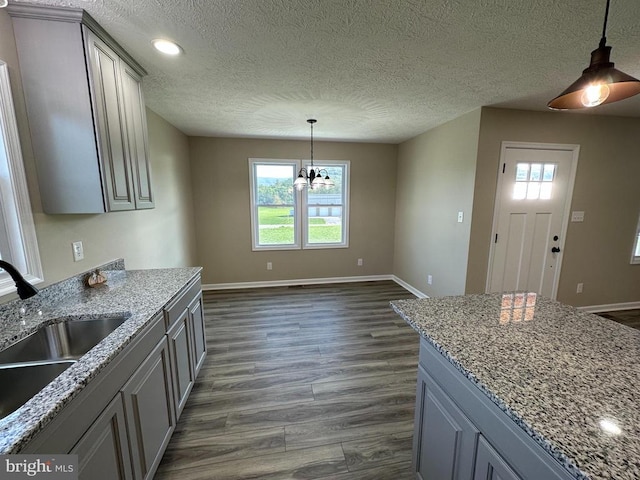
[152,39,183,56]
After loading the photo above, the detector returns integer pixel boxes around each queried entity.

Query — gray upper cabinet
[8,5,154,213]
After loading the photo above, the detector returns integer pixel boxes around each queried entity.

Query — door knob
[551,246,561,253]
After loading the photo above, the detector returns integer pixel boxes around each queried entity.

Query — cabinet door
[474,436,522,480]
[84,27,134,211]
[414,365,479,480]
[188,294,207,375]
[167,309,194,418]
[122,337,175,480]
[121,63,154,209]
[71,394,133,480]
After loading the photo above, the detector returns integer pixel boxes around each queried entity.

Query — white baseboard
[203,274,394,291]
[578,301,640,314]
[203,274,431,298]
[391,276,428,298]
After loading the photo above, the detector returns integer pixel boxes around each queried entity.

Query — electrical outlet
[576,282,583,294]
[357,258,363,266]
[267,262,272,271]
[72,241,84,262]
[427,275,433,285]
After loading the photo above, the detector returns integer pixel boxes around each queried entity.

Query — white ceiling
[9,0,640,143]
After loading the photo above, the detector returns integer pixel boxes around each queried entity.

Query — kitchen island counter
[391,293,640,480]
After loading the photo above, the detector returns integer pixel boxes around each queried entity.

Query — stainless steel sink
[0,314,129,420]
[0,314,128,367]
[0,361,75,419]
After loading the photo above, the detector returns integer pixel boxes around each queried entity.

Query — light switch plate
[571,211,585,222]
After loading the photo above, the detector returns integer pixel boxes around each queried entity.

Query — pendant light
[293,119,334,191]
[548,0,640,110]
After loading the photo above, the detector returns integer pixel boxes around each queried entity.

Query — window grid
[513,162,556,200]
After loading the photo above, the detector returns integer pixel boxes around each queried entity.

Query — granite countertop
[391,293,640,480]
[0,264,202,453]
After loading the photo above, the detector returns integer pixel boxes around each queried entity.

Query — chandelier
[293,119,334,191]
[548,0,640,109]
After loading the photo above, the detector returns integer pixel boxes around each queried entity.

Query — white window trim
[249,159,300,251]
[631,213,640,265]
[0,60,43,295]
[302,160,350,249]
[249,158,350,251]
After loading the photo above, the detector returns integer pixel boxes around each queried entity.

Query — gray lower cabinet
[474,436,521,480]
[20,276,205,480]
[413,338,574,480]
[7,4,153,213]
[163,278,207,419]
[167,309,195,416]
[71,394,133,480]
[189,294,207,374]
[122,337,175,480]
[413,365,479,480]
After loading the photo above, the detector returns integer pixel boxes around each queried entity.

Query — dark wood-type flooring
[598,308,640,330]
[155,281,418,480]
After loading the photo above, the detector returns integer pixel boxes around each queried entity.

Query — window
[249,159,349,251]
[249,160,300,250]
[513,162,556,200]
[632,213,640,264]
[0,60,43,296]
[303,162,349,248]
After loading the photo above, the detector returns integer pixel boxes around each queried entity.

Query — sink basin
[0,361,75,419]
[0,314,129,420]
[0,314,128,367]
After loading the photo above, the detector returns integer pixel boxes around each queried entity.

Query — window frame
[0,60,43,296]
[249,159,300,251]
[302,160,350,249]
[249,158,350,251]
[631,212,640,265]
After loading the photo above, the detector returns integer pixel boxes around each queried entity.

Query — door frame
[485,141,580,299]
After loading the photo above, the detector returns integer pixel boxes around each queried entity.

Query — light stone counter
[391,292,640,480]
[0,260,202,453]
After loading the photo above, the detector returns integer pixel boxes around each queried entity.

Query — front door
[487,142,579,298]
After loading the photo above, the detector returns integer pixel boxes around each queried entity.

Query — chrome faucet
[0,260,38,299]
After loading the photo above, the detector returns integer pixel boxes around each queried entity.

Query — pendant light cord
[310,121,314,168]
[600,0,610,48]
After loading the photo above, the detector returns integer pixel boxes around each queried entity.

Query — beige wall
[0,10,197,301]
[467,107,640,307]
[393,110,481,296]
[189,137,397,285]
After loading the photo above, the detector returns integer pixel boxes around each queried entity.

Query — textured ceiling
[8,0,640,143]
